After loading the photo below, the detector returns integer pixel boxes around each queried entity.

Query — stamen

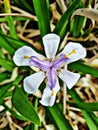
[65,49,76,58]
[51,89,54,96]
[24,55,30,58]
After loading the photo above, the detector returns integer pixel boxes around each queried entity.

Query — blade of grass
[68,102,98,111]
[47,104,73,130]
[0,58,15,72]
[0,84,12,104]
[53,0,80,41]
[33,0,50,37]
[0,32,26,49]
[12,75,24,86]
[0,34,15,55]
[70,0,91,37]
[0,49,6,59]
[0,73,10,82]
[4,0,17,39]
[68,61,98,77]
[70,0,85,37]
[12,0,34,13]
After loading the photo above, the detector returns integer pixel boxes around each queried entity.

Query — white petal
[24,71,46,94]
[60,42,86,63]
[40,79,60,106]
[43,33,60,58]
[59,69,80,89]
[13,46,45,66]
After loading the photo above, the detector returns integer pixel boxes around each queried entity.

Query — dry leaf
[71,8,98,22]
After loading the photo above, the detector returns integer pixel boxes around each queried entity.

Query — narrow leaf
[0,73,10,82]
[82,111,98,130]
[54,0,80,41]
[33,0,50,37]
[68,102,98,111]
[0,84,11,104]
[4,0,17,39]
[70,0,85,37]
[0,32,26,49]
[0,34,15,54]
[69,61,98,77]
[12,0,34,13]
[0,58,15,72]
[47,104,73,130]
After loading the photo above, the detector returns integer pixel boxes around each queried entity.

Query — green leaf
[0,58,15,72]
[68,61,98,77]
[68,102,98,111]
[70,0,85,37]
[12,75,24,86]
[0,49,6,59]
[33,0,50,37]
[0,73,10,82]
[0,34,15,55]
[70,0,90,37]
[47,104,73,130]
[82,111,98,130]
[0,84,11,104]
[4,103,27,121]
[12,0,34,13]
[0,32,26,49]
[53,0,80,41]
[24,123,35,130]
[4,0,17,39]
[12,87,40,125]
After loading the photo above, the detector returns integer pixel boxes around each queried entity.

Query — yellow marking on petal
[51,89,54,96]
[71,49,76,54]
[65,49,76,58]
[24,55,30,58]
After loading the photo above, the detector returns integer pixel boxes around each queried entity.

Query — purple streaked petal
[24,71,46,94]
[52,54,69,69]
[30,56,50,70]
[59,42,86,64]
[13,46,45,66]
[46,69,56,90]
[58,69,80,89]
[43,33,60,58]
[39,79,60,106]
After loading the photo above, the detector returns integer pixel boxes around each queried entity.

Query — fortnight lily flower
[13,33,86,106]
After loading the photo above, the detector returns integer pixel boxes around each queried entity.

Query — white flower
[13,33,86,106]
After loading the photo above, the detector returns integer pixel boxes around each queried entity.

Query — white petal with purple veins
[60,42,86,63]
[13,46,45,66]
[59,69,80,89]
[40,79,60,106]
[24,71,46,94]
[43,33,60,58]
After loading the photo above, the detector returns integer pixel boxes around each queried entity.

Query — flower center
[23,49,76,90]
